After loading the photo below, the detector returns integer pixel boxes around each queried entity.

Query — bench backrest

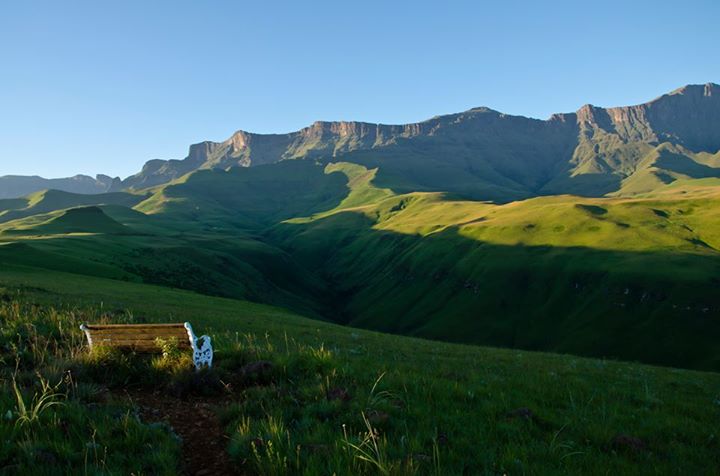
[80,323,193,353]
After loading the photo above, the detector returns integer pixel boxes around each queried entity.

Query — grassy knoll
[0,190,146,225]
[1,265,719,474]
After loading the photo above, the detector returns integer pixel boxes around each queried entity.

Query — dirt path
[125,390,241,476]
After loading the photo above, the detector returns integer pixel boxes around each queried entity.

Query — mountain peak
[575,104,608,125]
[666,82,718,97]
[466,106,500,114]
[645,83,719,108]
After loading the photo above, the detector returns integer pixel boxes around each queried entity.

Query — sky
[1,0,718,179]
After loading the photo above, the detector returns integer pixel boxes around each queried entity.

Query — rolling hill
[0,189,147,224]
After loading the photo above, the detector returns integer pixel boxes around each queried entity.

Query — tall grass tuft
[12,372,65,428]
[342,412,392,475]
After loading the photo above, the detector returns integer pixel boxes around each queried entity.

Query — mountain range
[3,83,718,200]
[0,174,121,199]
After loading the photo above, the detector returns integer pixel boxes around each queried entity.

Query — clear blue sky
[1,0,718,179]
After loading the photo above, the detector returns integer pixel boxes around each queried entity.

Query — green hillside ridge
[29,206,131,235]
[0,189,147,224]
[0,206,133,237]
[0,266,718,474]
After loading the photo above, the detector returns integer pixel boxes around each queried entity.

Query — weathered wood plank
[89,336,188,343]
[87,331,187,336]
[86,327,186,333]
[85,323,186,329]
[89,332,189,340]
[88,331,188,337]
[93,339,191,347]
[92,344,166,353]
[85,322,191,349]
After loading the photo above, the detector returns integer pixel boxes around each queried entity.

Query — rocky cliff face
[576,83,719,149]
[635,83,719,152]
[118,83,720,198]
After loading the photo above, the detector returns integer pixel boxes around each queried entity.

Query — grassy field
[1,264,719,474]
[1,168,720,372]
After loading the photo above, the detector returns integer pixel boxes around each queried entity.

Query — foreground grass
[0,300,181,474]
[1,266,719,474]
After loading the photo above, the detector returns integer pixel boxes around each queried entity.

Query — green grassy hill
[0,189,147,224]
[2,161,720,371]
[23,206,131,235]
[0,265,718,474]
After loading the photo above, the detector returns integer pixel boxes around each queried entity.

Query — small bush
[73,346,152,388]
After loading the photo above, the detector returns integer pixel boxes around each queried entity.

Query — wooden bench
[79,322,213,369]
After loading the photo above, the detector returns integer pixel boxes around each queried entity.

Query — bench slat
[93,341,166,347]
[92,338,191,345]
[93,346,176,353]
[93,344,192,350]
[85,323,186,329]
[93,337,192,345]
[87,329,188,334]
[87,329,189,337]
[85,322,185,328]
[90,333,189,340]
[89,336,189,343]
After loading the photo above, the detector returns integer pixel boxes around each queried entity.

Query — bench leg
[184,323,213,370]
[193,336,213,370]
